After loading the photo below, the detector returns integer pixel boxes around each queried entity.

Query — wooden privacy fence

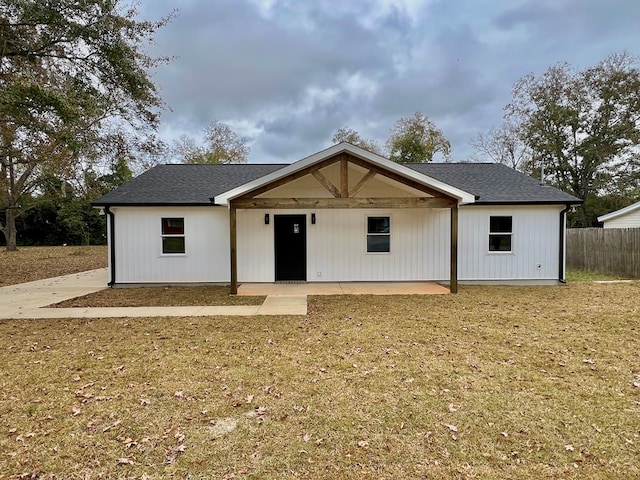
[567,228,640,278]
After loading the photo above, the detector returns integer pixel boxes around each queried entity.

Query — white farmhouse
[93,143,581,292]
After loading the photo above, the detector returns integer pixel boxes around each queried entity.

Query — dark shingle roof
[405,162,580,204]
[93,164,286,206]
[93,162,581,206]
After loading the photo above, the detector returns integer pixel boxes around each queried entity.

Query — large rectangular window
[367,216,390,253]
[162,217,185,254]
[489,216,512,252]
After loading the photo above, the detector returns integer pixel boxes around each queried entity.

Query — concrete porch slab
[237,282,450,296]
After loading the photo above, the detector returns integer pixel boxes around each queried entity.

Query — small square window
[368,216,390,234]
[489,216,512,252]
[162,218,184,235]
[490,216,512,234]
[367,235,390,252]
[162,217,185,254]
[367,216,390,253]
[162,236,185,254]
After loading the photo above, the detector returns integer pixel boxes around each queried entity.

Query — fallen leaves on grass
[103,419,122,433]
[2,281,640,478]
[0,245,107,286]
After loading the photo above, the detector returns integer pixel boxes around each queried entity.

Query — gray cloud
[138,0,640,163]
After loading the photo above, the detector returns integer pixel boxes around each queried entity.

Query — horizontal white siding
[112,206,229,283]
[237,208,451,282]
[604,210,640,228]
[458,205,562,281]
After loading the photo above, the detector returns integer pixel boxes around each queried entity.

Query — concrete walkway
[0,271,447,320]
[0,269,307,319]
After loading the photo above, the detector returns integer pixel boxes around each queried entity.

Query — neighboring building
[597,201,640,229]
[93,143,581,292]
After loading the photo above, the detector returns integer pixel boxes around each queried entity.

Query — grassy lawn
[0,246,107,287]
[566,269,632,282]
[1,282,639,479]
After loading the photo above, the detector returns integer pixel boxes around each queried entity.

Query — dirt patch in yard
[52,285,265,307]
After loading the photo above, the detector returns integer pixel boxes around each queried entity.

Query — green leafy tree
[504,52,640,226]
[386,112,451,163]
[13,175,84,245]
[84,158,134,197]
[0,0,171,250]
[7,159,132,247]
[332,127,382,154]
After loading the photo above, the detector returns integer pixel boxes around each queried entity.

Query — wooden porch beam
[450,204,458,294]
[235,156,341,200]
[346,155,453,199]
[340,157,349,197]
[349,170,376,197]
[232,197,455,209]
[229,203,238,294]
[311,170,341,198]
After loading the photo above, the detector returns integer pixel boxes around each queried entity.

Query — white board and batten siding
[236,208,451,282]
[111,204,564,284]
[111,206,229,283]
[237,204,564,283]
[458,205,563,282]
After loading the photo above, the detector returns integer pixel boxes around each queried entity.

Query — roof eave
[91,201,222,208]
[469,199,583,206]
[597,200,640,222]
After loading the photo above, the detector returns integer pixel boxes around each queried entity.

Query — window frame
[366,215,391,254]
[488,215,513,253]
[161,217,186,255]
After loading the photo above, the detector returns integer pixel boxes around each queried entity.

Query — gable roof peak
[212,142,476,205]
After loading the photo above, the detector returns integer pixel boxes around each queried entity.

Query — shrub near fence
[567,227,640,278]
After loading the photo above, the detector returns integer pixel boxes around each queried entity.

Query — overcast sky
[137,0,640,164]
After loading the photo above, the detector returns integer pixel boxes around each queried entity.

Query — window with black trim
[367,216,390,253]
[489,216,512,252]
[161,217,185,254]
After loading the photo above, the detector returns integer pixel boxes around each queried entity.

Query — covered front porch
[211,144,477,295]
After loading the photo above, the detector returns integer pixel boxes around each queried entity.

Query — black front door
[274,215,307,281]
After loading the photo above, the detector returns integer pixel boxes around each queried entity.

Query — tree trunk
[3,207,18,251]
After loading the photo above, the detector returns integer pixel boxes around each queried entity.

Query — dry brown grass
[0,246,107,287]
[1,282,639,479]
